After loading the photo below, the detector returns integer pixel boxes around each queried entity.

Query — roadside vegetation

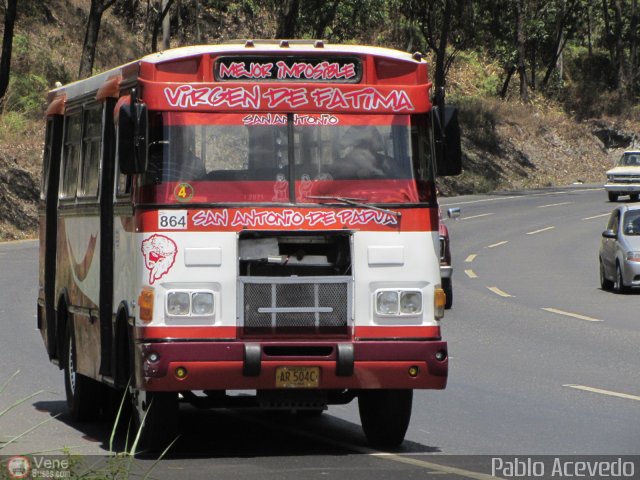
[0,0,638,240]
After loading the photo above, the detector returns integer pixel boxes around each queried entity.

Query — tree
[150,0,174,52]
[0,0,18,103]
[276,0,300,38]
[516,0,530,102]
[78,0,117,79]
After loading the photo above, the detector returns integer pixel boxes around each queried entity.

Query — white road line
[441,196,518,207]
[465,254,477,263]
[526,226,555,235]
[462,213,494,220]
[439,187,604,208]
[487,241,508,248]
[583,213,610,221]
[541,308,602,322]
[538,202,573,208]
[487,286,513,297]
[563,384,640,402]
[465,269,478,278]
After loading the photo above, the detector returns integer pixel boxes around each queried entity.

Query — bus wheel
[63,322,102,421]
[358,389,412,448]
[129,388,179,453]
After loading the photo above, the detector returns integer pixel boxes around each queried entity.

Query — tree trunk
[78,0,116,79]
[312,1,339,40]
[516,0,529,102]
[0,0,18,102]
[276,0,300,39]
[612,0,625,90]
[434,0,453,94]
[151,0,174,53]
[500,66,516,99]
[629,0,638,96]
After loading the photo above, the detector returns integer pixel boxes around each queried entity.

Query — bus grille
[239,276,352,336]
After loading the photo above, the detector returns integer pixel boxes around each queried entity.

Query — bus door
[98,98,117,377]
[42,115,64,360]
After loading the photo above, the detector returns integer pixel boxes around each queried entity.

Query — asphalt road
[1,185,638,479]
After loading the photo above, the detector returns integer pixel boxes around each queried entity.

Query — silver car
[599,204,640,293]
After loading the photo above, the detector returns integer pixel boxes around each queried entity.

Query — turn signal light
[138,287,154,323]
[175,366,188,379]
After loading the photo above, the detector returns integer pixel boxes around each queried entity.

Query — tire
[631,194,639,202]
[608,192,619,202]
[600,259,614,291]
[64,320,102,421]
[358,389,412,448]
[615,262,630,294]
[443,278,453,309]
[129,388,179,453]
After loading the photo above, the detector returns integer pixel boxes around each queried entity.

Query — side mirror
[602,229,617,239]
[447,207,461,219]
[118,101,148,175]
[434,106,462,176]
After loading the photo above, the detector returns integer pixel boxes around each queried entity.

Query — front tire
[358,389,412,448]
[64,321,102,421]
[608,192,619,202]
[615,262,630,294]
[600,259,614,291]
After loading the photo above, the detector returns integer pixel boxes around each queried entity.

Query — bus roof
[47,41,429,110]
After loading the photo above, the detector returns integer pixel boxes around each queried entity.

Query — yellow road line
[465,269,478,279]
[465,254,477,263]
[526,226,555,235]
[582,213,610,221]
[487,241,508,248]
[487,286,513,297]
[541,307,602,322]
[538,202,572,208]
[563,384,640,402]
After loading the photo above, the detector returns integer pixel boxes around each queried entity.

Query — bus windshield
[139,112,435,205]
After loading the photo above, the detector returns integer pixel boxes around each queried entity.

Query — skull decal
[141,234,178,284]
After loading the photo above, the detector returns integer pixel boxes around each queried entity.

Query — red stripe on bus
[136,326,237,340]
[354,325,441,339]
[136,206,438,233]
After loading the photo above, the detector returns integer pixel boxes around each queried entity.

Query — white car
[605,150,640,202]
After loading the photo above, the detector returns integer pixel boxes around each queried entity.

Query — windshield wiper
[305,196,401,218]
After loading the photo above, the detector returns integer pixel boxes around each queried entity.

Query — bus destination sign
[214,56,362,83]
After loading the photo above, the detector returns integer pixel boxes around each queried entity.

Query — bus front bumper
[136,341,448,391]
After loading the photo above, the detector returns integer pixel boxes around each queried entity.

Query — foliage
[0,0,639,116]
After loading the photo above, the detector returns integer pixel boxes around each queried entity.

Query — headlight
[192,292,214,315]
[167,291,190,315]
[626,251,640,262]
[375,290,423,316]
[400,291,422,314]
[376,291,399,315]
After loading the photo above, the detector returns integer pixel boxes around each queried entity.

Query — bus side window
[78,106,103,199]
[60,113,82,200]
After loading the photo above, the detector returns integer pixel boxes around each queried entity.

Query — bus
[37,40,461,451]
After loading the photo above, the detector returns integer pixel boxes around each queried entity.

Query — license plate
[275,367,320,388]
